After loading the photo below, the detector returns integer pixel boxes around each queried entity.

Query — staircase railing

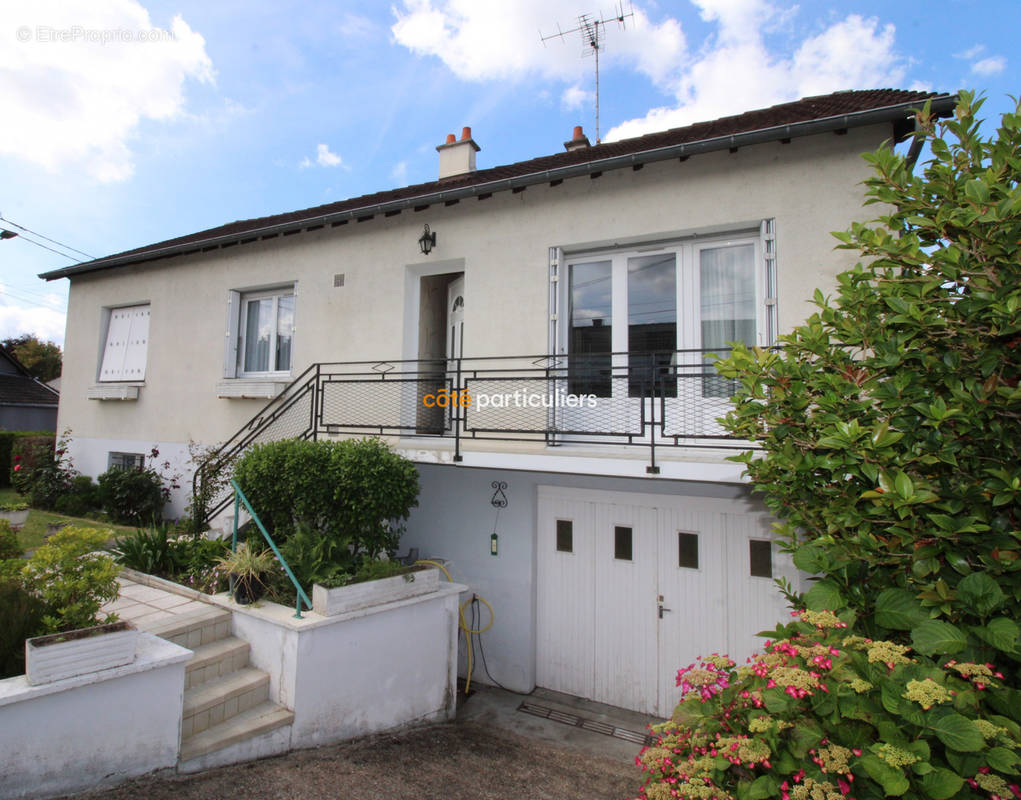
[230,479,312,619]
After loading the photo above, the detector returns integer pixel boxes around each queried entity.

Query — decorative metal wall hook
[490,481,508,508]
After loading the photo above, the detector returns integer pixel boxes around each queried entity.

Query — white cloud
[339,13,376,39]
[561,85,592,111]
[0,0,214,182]
[954,43,985,61]
[971,56,1005,76]
[391,160,408,183]
[607,5,906,140]
[300,143,344,169]
[0,290,67,347]
[391,0,684,86]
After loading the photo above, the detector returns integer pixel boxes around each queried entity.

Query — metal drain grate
[517,701,656,747]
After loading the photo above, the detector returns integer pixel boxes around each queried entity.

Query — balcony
[196,350,752,523]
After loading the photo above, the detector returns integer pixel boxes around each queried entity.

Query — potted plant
[21,526,131,684]
[0,501,30,530]
[217,543,276,605]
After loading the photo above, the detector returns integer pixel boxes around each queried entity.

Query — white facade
[47,99,925,714]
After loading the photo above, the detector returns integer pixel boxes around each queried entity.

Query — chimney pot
[445,133,456,144]
[564,125,592,152]
[461,126,472,141]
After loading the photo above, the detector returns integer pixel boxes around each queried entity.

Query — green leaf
[793,543,827,573]
[894,471,915,499]
[929,713,985,752]
[956,572,1006,616]
[919,768,965,800]
[804,580,845,612]
[986,746,1021,774]
[748,775,777,800]
[860,754,910,796]
[875,588,928,630]
[972,617,1019,654]
[911,620,968,656]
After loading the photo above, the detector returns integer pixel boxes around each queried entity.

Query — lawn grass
[1,487,141,554]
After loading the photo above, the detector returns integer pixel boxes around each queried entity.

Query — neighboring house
[42,89,957,716]
[0,347,59,431]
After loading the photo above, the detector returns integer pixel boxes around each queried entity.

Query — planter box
[25,622,138,685]
[313,567,440,616]
[0,509,29,529]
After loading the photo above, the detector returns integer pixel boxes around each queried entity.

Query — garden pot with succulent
[216,543,276,605]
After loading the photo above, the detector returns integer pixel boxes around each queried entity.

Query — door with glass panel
[561,235,761,441]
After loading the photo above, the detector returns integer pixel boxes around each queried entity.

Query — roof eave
[41,93,957,281]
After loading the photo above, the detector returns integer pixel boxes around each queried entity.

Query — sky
[0,0,1015,347]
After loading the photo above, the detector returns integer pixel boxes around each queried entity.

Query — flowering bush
[97,446,181,525]
[11,431,77,510]
[637,610,1021,800]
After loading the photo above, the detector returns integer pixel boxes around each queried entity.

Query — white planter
[25,622,138,685]
[0,509,29,529]
[313,567,440,616]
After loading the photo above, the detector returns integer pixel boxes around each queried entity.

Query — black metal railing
[193,350,746,525]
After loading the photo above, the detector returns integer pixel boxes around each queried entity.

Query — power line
[0,214,95,261]
[0,230,84,262]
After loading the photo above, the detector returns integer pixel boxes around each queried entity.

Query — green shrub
[0,577,47,678]
[716,93,1021,664]
[22,526,119,633]
[52,475,100,517]
[0,430,54,488]
[12,432,74,510]
[234,437,419,560]
[111,526,181,575]
[637,609,1021,800]
[97,465,166,525]
[0,518,20,560]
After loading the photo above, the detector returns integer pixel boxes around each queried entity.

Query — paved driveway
[70,719,641,800]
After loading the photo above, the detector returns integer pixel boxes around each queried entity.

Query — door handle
[658,604,672,619]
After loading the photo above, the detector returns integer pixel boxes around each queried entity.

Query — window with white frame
[99,304,150,382]
[225,286,295,378]
[559,224,775,399]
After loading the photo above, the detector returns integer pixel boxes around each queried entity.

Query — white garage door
[536,487,797,716]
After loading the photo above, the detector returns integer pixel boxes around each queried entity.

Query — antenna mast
[541,2,634,143]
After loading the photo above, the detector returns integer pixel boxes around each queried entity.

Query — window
[614,526,633,561]
[99,304,150,382]
[225,286,295,378]
[677,532,699,569]
[562,226,772,399]
[749,540,773,578]
[108,451,145,470]
[556,519,573,553]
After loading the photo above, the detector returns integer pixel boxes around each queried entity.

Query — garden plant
[637,93,1020,800]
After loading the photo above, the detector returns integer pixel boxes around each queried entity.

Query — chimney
[436,126,480,179]
[564,125,591,152]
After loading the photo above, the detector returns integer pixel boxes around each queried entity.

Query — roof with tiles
[42,88,952,279]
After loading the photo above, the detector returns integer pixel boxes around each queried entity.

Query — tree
[2,334,61,381]
[716,92,1020,658]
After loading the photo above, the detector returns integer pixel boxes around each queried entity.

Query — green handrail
[231,479,313,619]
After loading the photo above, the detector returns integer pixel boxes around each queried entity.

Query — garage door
[536,487,797,716]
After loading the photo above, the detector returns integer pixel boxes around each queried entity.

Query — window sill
[216,379,289,399]
[88,384,141,401]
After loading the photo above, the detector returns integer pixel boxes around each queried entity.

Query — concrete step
[144,606,232,650]
[182,667,269,738]
[185,636,250,689]
[179,701,294,763]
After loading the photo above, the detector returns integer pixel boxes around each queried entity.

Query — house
[42,89,957,717]
[0,347,59,432]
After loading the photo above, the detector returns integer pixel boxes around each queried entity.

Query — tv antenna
[541,2,634,143]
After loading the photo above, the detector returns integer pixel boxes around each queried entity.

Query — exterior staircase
[152,606,294,763]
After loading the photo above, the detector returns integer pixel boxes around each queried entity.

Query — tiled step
[182,667,269,738]
[144,606,232,650]
[179,701,294,763]
[185,637,250,689]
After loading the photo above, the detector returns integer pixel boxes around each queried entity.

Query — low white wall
[225,582,463,750]
[0,634,191,800]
